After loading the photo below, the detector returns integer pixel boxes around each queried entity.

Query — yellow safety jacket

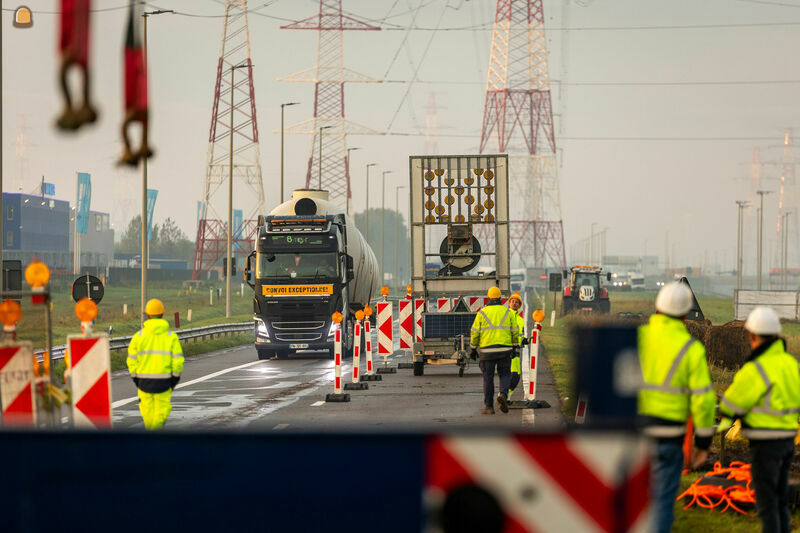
[719,339,800,440]
[638,314,716,445]
[127,318,184,393]
[470,302,519,360]
[512,310,525,348]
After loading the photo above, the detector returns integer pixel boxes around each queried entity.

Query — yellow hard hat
[509,292,522,303]
[145,299,165,316]
[487,286,502,299]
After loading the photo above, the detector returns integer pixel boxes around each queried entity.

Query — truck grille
[275,333,323,342]
[271,321,325,330]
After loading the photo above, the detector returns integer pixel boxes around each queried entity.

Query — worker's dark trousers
[651,439,683,533]
[479,356,511,408]
[750,437,794,533]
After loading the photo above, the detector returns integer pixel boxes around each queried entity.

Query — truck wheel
[257,349,271,360]
[413,361,425,376]
[276,351,290,360]
[458,366,465,377]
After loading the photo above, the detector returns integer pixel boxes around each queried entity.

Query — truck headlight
[255,318,269,340]
[327,321,338,338]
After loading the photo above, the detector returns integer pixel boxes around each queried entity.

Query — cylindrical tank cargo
[269,189,378,310]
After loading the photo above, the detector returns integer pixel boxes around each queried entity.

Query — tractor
[561,266,611,315]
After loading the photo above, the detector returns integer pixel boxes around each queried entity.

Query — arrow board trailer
[245,189,379,360]
[409,155,510,377]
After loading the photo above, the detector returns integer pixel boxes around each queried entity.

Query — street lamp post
[735,200,748,291]
[395,185,407,286]
[280,102,299,205]
[756,190,772,290]
[590,222,597,264]
[140,8,173,323]
[381,170,393,285]
[365,163,376,241]
[226,62,250,319]
[318,125,333,190]
[345,147,359,216]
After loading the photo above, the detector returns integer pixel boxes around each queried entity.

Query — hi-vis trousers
[138,389,173,430]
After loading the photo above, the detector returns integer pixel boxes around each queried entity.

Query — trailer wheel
[413,361,425,376]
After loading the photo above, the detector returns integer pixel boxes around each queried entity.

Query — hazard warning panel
[426,433,651,533]
[0,342,36,427]
[68,334,112,429]
[414,299,424,342]
[399,300,413,350]
[376,302,393,356]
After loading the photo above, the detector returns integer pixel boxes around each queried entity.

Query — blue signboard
[76,172,91,234]
[233,209,243,239]
[41,180,55,196]
[147,189,158,241]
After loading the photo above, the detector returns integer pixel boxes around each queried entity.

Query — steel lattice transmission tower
[193,0,263,280]
[478,0,565,269]
[279,0,380,209]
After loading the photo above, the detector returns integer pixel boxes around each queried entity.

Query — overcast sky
[4,0,800,273]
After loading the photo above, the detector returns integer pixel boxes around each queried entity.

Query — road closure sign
[72,274,105,303]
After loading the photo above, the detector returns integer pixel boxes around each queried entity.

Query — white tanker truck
[244,189,379,359]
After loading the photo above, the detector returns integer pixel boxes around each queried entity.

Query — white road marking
[273,423,289,430]
[522,409,535,427]
[311,400,325,407]
[112,360,268,408]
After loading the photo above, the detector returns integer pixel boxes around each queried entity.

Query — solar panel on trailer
[423,313,477,338]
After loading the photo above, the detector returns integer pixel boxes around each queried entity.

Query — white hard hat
[655,282,693,317]
[745,306,782,336]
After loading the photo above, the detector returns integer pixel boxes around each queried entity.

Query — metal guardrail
[35,321,254,362]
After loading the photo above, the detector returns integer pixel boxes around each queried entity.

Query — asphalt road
[111,324,564,431]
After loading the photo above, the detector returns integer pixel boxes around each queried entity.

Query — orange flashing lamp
[532,309,545,323]
[364,306,373,317]
[25,261,50,305]
[332,311,343,324]
[355,310,365,322]
[75,298,98,323]
[0,299,22,333]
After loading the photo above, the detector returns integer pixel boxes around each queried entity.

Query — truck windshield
[257,252,339,280]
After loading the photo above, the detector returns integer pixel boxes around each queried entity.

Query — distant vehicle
[510,268,527,294]
[628,272,645,291]
[562,265,611,315]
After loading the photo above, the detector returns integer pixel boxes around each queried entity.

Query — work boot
[497,394,509,413]
[480,405,495,415]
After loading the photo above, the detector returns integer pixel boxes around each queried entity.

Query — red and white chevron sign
[427,434,650,532]
[68,335,112,428]
[376,302,393,355]
[399,300,413,350]
[437,298,452,313]
[0,342,36,427]
[414,299,424,342]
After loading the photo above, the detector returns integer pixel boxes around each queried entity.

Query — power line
[382,78,800,87]
[383,131,784,141]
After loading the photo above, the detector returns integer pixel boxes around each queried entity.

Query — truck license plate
[290,343,309,349]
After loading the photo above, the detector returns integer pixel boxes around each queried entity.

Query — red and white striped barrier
[426,434,651,532]
[436,298,452,313]
[377,302,393,357]
[414,299,423,341]
[68,335,112,429]
[525,322,542,401]
[352,320,361,382]
[325,319,350,402]
[0,342,36,427]
[466,297,485,311]
[575,394,588,424]
[399,300,413,350]
[344,315,369,390]
[364,318,374,375]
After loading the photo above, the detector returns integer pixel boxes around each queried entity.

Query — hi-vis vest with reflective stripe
[513,310,525,348]
[720,339,800,440]
[470,304,519,355]
[638,314,716,438]
[127,318,184,380]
